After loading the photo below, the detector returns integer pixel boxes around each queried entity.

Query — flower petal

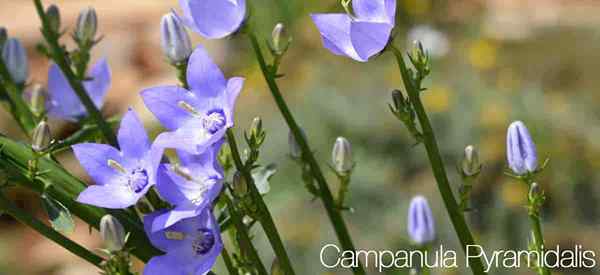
[311,14,364,62]
[83,58,111,109]
[76,185,137,209]
[151,206,199,233]
[352,0,396,23]
[72,143,123,185]
[223,77,244,127]
[182,0,246,39]
[350,21,393,61]
[186,45,227,97]
[118,108,150,159]
[47,63,86,121]
[141,85,195,130]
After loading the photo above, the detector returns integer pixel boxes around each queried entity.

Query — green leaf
[251,164,277,195]
[41,194,75,235]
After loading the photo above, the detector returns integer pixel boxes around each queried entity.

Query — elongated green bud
[461,145,480,177]
[75,7,97,45]
[271,23,290,55]
[46,4,61,34]
[100,215,126,252]
[31,120,51,152]
[332,136,353,173]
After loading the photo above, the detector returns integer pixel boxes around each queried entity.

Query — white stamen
[107,159,127,174]
[165,231,186,240]
[177,101,201,116]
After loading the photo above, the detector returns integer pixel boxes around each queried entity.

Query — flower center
[202,109,226,134]
[128,168,149,193]
[192,228,215,256]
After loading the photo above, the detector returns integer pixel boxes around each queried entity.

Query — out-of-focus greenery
[1,0,600,274]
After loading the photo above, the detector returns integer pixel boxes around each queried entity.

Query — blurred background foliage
[1,0,600,274]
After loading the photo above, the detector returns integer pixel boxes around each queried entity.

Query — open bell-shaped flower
[407,195,435,245]
[506,121,538,175]
[178,0,246,39]
[311,0,396,62]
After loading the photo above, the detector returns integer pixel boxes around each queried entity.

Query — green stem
[0,59,37,134]
[221,246,237,275]
[32,0,117,147]
[220,195,269,275]
[390,46,487,275]
[0,135,161,261]
[247,32,365,275]
[528,212,550,275]
[0,192,104,268]
[336,175,350,209]
[226,130,296,275]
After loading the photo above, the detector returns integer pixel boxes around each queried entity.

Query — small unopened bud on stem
[74,7,98,46]
[29,84,47,116]
[2,38,29,84]
[100,214,126,252]
[271,23,291,55]
[461,145,480,177]
[332,137,353,174]
[31,119,51,152]
[160,12,192,64]
[46,4,61,34]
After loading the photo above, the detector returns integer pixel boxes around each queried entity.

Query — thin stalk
[0,59,37,134]
[390,46,486,275]
[528,213,550,275]
[221,195,269,275]
[32,0,117,146]
[247,32,365,275]
[0,192,104,268]
[221,246,237,275]
[336,175,350,209]
[225,130,296,275]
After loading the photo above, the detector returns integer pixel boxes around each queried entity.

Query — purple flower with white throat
[47,59,111,122]
[74,109,162,209]
[143,208,223,275]
[141,45,243,155]
[151,140,224,232]
[506,120,538,175]
[178,0,246,39]
[311,0,396,62]
[407,195,435,245]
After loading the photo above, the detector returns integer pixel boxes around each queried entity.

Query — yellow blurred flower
[479,100,508,128]
[423,85,451,113]
[468,39,498,70]
[501,181,528,208]
[402,0,431,16]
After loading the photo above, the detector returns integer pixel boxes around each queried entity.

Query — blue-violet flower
[178,0,246,39]
[506,120,538,175]
[407,195,435,245]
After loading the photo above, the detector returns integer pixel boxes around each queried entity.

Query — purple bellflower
[407,195,435,245]
[74,109,162,209]
[144,208,223,275]
[311,0,396,62]
[506,120,538,175]
[47,59,111,122]
[141,45,244,155]
[151,140,224,232]
[178,0,246,39]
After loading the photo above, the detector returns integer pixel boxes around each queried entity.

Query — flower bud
[75,7,98,45]
[529,182,541,200]
[0,27,7,49]
[271,23,290,55]
[271,258,284,275]
[31,119,51,152]
[332,136,353,173]
[29,84,47,116]
[250,117,263,137]
[407,196,435,245]
[100,214,126,252]
[160,12,192,64]
[461,145,480,176]
[232,171,248,197]
[2,38,29,84]
[46,4,61,33]
[288,129,306,159]
[506,121,538,175]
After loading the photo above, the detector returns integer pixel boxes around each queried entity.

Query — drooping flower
[407,195,435,245]
[178,0,246,39]
[141,45,244,155]
[143,208,223,275]
[46,59,111,122]
[311,0,396,62]
[506,120,538,175]
[74,109,162,209]
[151,140,224,232]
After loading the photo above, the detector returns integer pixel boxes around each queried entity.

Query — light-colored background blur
[2,0,600,274]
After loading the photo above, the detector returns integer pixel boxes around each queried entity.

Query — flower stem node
[46,4,61,34]
[100,215,127,252]
[2,38,29,84]
[31,119,51,152]
[74,7,98,47]
[160,12,192,65]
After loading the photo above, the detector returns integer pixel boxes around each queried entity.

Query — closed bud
[100,215,126,252]
[271,258,284,275]
[407,196,435,245]
[529,182,541,200]
[160,12,192,64]
[271,23,290,55]
[75,7,98,45]
[2,38,29,84]
[288,129,306,159]
[46,5,61,33]
[0,27,7,49]
[332,136,353,173]
[461,145,480,176]
[31,119,51,152]
[392,89,406,111]
[250,117,263,136]
[29,84,47,115]
[232,171,248,197]
[506,121,538,175]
